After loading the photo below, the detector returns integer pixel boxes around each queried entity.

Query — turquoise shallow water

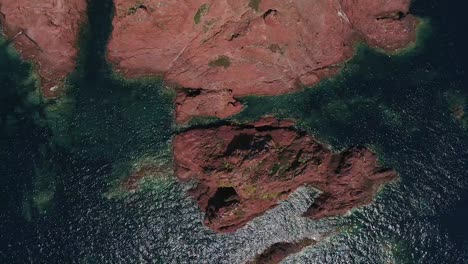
[1,0,468,263]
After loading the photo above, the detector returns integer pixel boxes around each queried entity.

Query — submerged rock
[246,238,316,264]
[444,90,468,128]
[0,0,87,97]
[173,117,397,233]
[108,0,419,122]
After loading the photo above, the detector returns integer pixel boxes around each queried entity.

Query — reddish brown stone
[246,239,316,264]
[175,89,244,123]
[108,0,419,122]
[452,105,465,120]
[0,0,87,98]
[341,0,419,51]
[173,118,397,233]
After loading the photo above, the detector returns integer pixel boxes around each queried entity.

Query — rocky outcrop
[246,238,316,264]
[452,105,465,121]
[173,117,397,233]
[108,0,419,122]
[175,88,244,123]
[0,0,87,97]
[341,0,419,51]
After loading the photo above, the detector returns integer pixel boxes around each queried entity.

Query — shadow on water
[64,0,173,161]
[40,0,175,261]
[1,0,174,262]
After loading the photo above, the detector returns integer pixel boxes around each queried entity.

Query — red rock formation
[246,238,316,264]
[108,0,419,122]
[173,117,397,233]
[0,0,87,97]
[175,89,244,123]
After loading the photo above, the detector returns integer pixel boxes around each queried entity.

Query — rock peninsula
[0,0,87,97]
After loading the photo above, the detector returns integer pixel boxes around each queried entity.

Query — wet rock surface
[246,238,316,264]
[108,0,419,122]
[0,0,87,97]
[173,117,397,233]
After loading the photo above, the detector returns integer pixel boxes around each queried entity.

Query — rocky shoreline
[1,0,419,119]
[108,0,419,123]
[1,0,407,261]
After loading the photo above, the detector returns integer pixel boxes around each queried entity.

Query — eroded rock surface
[173,117,397,233]
[0,0,87,97]
[108,0,419,122]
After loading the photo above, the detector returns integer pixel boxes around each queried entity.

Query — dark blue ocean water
[1,0,468,263]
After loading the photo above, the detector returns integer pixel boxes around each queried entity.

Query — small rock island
[174,117,396,233]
